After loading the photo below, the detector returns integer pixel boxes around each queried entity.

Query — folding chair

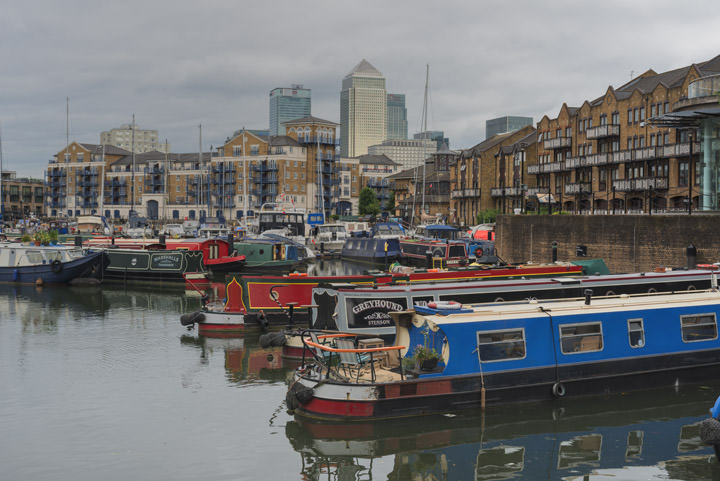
[335,338,376,382]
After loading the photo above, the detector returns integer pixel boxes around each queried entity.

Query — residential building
[0,171,44,219]
[269,85,311,136]
[529,54,720,215]
[340,59,387,158]
[485,116,533,139]
[100,124,167,153]
[386,94,408,140]
[338,157,360,216]
[358,154,400,211]
[284,116,340,217]
[368,138,437,170]
[413,130,450,150]
[450,126,535,226]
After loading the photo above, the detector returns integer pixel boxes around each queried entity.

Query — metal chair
[335,338,376,382]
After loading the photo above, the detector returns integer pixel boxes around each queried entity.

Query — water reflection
[180,331,299,384]
[306,259,370,276]
[286,388,720,481]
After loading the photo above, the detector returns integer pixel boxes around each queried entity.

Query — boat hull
[0,250,104,285]
[292,348,720,421]
[99,248,205,284]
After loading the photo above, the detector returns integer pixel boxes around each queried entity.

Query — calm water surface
[2,261,720,481]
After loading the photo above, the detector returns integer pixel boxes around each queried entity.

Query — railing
[585,124,620,139]
[450,188,480,199]
[688,73,720,99]
[296,136,339,146]
[490,187,522,197]
[564,182,592,194]
[612,177,668,192]
[543,137,572,150]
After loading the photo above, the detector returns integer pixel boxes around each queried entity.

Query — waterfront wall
[496,215,720,274]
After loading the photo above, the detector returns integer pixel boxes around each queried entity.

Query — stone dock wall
[495,215,720,274]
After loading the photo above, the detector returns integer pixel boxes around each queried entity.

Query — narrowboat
[287,289,720,421]
[340,237,403,266]
[181,263,585,330]
[98,247,206,284]
[180,276,246,331]
[233,239,305,274]
[84,236,245,278]
[303,267,720,345]
[0,243,105,285]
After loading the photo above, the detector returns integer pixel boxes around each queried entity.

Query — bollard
[687,243,697,270]
[551,241,558,263]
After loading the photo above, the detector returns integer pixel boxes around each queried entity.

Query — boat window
[560,323,603,354]
[25,251,44,264]
[625,431,644,459]
[46,251,64,262]
[678,422,704,452]
[680,313,717,342]
[627,318,645,348]
[557,434,602,469]
[477,329,526,362]
[449,245,465,258]
[475,446,524,479]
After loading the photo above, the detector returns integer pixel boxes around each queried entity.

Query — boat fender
[286,382,314,412]
[51,259,63,274]
[700,418,720,444]
[256,311,269,330]
[259,332,287,348]
[180,311,205,327]
[427,300,461,310]
[552,382,566,398]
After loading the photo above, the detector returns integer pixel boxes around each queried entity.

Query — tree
[359,187,380,216]
[385,191,396,213]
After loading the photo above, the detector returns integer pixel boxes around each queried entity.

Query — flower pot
[418,358,438,371]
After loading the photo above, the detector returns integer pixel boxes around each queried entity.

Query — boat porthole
[259,249,264,255]
[605,290,616,296]
[552,382,566,398]
[266,354,274,362]
[688,284,696,291]
[648,288,657,293]
[494,297,504,303]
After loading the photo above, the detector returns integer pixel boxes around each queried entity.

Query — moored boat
[0,243,105,285]
[98,247,206,284]
[288,288,720,421]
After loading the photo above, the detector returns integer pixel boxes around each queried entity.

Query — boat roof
[420,224,459,231]
[329,268,720,294]
[418,289,720,326]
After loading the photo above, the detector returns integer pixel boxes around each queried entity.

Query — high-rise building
[269,85,311,136]
[368,138,437,170]
[485,116,533,139]
[413,130,450,150]
[100,124,167,153]
[386,93,407,140]
[340,59,386,158]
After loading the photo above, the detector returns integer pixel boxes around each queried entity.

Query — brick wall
[496,214,720,273]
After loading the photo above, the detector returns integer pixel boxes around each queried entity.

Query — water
[2,270,720,481]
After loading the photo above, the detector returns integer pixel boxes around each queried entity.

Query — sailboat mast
[242,128,248,230]
[131,114,136,215]
[421,64,429,222]
[0,122,3,222]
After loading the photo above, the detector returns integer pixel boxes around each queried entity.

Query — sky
[1,0,719,178]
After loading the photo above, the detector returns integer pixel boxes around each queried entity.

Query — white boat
[0,242,104,284]
[308,223,348,252]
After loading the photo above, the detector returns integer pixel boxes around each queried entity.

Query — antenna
[421,64,429,221]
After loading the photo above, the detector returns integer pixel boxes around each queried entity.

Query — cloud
[1,0,719,177]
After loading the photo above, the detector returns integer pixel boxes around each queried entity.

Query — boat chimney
[584,289,593,305]
[159,234,166,246]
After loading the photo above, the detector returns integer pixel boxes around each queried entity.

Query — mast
[164,139,169,221]
[421,64,429,221]
[131,114,136,216]
[0,122,3,222]
[317,131,325,220]
[242,128,248,230]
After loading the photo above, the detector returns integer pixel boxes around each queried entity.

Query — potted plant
[48,229,59,245]
[413,344,440,371]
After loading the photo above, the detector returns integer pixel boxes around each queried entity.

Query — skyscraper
[269,85,311,136]
[340,59,386,158]
[485,115,533,139]
[386,93,407,140]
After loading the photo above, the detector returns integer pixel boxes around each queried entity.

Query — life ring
[432,248,444,258]
[647,287,657,293]
[51,259,63,273]
[474,247,483,257]
[605,290,616,296]
[552,382,566,398]
[494,297,505,303]
[427,300,462,310]
[687,284,696,291]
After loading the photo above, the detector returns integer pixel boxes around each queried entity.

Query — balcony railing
[612,177,668,192]
[564,182,592,195]
[526,187,549,196]
[491,186,522,197]
[543,137,572,150]
[585,124,620,139]
[450,188,480,199]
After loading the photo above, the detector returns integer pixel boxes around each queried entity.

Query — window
[628,319,645,347]
[476,329,526,362]
[681,313,717,342]
[679,161,689,187]
[627,109,633,125]
[560,323,603,353]
[233,146,241,156]
[640,107,645,121]
[250,145,259,155]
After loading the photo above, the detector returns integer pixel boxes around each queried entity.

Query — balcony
[564,182,592,195]
[260,174,278,184]
[253,163,278,172]
[491,186,522,197]
[450,188,480,199]
[564,153,610,169]
[296,136,339,146]
[659,142,700,158]
[612,177,668,192]
[634,147,658,161]
[527,161,564,175]
[543,137,572,150]
[585,124,620,139]
[526,187,549,196]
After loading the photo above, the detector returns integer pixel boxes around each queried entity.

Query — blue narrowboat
[340,237,403,266]
[288,289,720,420]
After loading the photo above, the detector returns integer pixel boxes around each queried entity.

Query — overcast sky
[1,0,718,178]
